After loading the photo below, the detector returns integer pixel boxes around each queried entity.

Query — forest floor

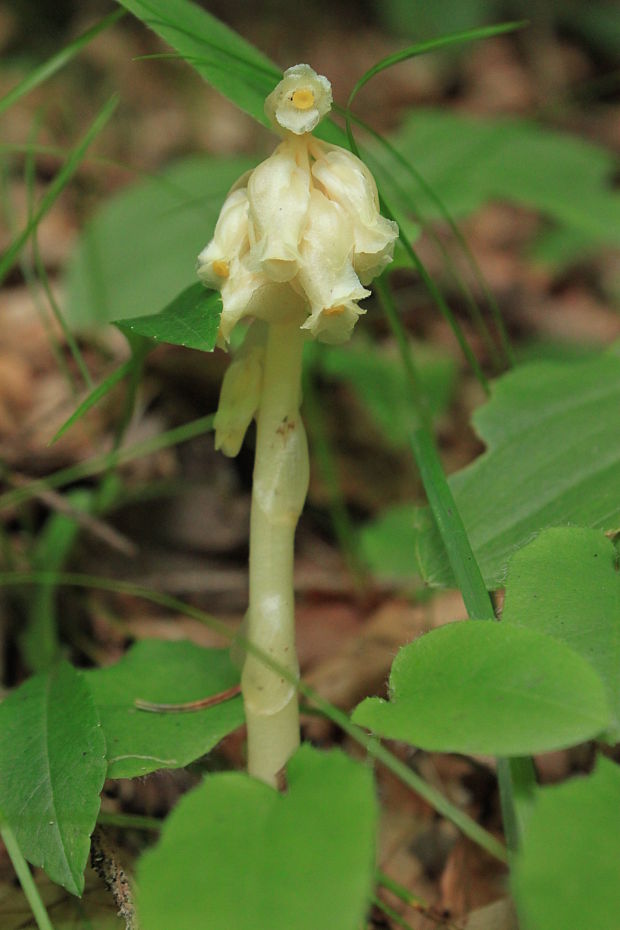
[1,3,619,928]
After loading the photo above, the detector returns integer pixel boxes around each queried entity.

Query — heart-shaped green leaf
[116,283,222,351]
[136,745,377,930]
[362,346,620,588]
[502,526,620,741]
[84,640,244,779]
[513,756,620,930]
[352,620,610,755]
[0,661,106,895]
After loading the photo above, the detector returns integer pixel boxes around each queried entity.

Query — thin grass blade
[0,95,119,287]
[0,10,124,118]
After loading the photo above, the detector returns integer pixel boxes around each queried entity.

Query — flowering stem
[242,321,309,785]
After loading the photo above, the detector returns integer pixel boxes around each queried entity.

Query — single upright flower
[198,65,398,786]
[197,63,398,349]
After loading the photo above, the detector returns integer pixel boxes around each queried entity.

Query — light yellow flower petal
[196,188,250,288]
[247,140,310,282]
[297,189,369,331]
[311,143,399,284]
[265,64,332,136]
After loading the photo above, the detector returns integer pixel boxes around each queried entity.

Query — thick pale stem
[242,321,308,785]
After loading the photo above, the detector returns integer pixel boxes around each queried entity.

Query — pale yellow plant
[198,64,398,785]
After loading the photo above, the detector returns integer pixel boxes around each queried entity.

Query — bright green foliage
[136,745,377,930]
[503,527,620,741]
[513,756,620,930]
[352,620,609,755]
[363,346,620,587]
[116,282,222,351]
[116,0,280,125]
[320,338,456,449]
[384,110,620,247]
[84,640,244,778]
[0,661,106,896]
[65,155,254,327]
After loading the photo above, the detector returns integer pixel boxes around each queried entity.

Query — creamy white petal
[196,188,250,288]
[297,189,369,309]
[311,144,398,283]
[265,64,332,136]
[247,141,310,282]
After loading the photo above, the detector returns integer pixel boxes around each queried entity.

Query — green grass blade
[116,0,280,124]
[349,111,514,369]
[0,813,56,930]
[49,357,140,445]
[0,95,119,287]
[0,570,507,864]
[0,414,214,512]
[375,276,536,853]
[23,117,93,390]
[0,10,124,118]
[346,21,528,109]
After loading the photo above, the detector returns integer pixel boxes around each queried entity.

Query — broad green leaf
[320,338,456,449]
[116,0,280,125]
[368,346,620,588]
[384,110,620,247]
[84,640,244,778]
[503,527,620,741]
[352,621,610,756]
[513,756,620,930]
[115,283,221,351]
[65,155,254,327]
[359,504,419,582]
[0,661,106,896]
[137,745,377,930]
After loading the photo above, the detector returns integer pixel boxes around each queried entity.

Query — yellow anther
[323,304,346,317]
[291,88,315,111]
[212,259,230,278]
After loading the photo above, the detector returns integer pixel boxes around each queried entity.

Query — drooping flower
[197,64,398,347]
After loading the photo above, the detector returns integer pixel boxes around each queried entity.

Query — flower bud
[264,64,332,136]
[214,323,266,456]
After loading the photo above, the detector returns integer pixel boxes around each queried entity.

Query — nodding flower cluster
[197,64,398,347]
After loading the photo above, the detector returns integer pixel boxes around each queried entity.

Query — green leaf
[352,620,610,756]
[0,661,106,896]
[413,345,620,587]
[513,756,620,930]
[65,154,254,327]
[116,0,280,125]
[503,527,620,742]
[115,283,221,351]
[136,745,377,930]
[384,110,620,247]
[83,640,244,778]
[321,338,456,450]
